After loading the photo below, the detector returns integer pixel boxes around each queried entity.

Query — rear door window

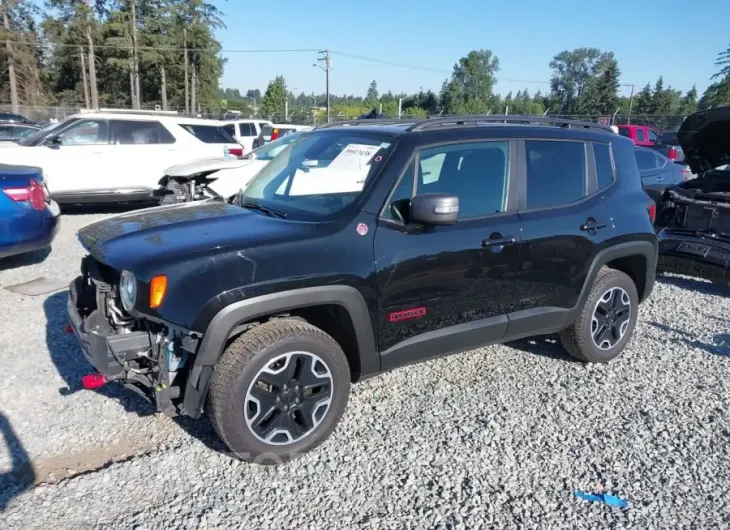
[110,120,175,144]
[0,125,14,139]
[524,140,586,209]
[179,124,236,143]
[635,128,646,143]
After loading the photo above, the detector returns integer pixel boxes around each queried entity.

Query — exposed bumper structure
[657,229,730,285]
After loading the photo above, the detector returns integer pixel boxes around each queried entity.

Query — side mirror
[45,135,62,146]
[410,193,459,226]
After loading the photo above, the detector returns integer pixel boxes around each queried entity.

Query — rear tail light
[681,167,691,180]
[647,203,656,224]
[81,373,107,390]
[229,147,243,158]
[270,128,279,141]
[667,146,677,160]
[2,180,47,210]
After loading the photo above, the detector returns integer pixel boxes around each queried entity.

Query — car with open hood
[157,130,306,204]
[655,107,730,286]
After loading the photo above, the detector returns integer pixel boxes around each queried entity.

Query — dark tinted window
[635,129,646,143]
[223,124,235,137]
[617,128,630,138]
[179,124,235,143]
[593,143,614,189]
[635,149,657,171]
[416,141,510,218]
[648,129,658,142]
[525,140,586,209]
[110,120,175,144]
[383,161,415,222]
[658,132,677,144]
[240,123,256,136]
[0,112,29,123]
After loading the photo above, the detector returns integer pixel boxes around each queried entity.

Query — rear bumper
[0,201,60,259]
[657,229,730,284]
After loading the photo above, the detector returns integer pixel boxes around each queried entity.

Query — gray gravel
[1,211,729,529]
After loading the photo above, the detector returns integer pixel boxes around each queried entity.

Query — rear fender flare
[182,285,377,418]
[580,240,658,307]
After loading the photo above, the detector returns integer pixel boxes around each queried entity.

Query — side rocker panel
[182,285,377,418]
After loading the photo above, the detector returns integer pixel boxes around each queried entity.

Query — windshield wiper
[240,200,288,219]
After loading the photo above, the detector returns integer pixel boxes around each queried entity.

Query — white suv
[221,119,272,154]
[0,110,242,205]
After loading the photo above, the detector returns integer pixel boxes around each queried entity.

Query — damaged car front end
[655,107,730,286]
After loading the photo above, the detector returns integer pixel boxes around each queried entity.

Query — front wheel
[207,319,351,464]
[560,268,639,363]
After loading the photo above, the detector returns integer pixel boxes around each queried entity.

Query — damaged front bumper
[66,260,195,416]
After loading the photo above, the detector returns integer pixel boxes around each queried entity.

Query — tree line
[1,0,222,113]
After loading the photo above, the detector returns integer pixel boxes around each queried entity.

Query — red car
[616,124,661,146]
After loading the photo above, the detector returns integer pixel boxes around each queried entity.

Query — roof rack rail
[315,119,416,129]
[407,115,613,133]
[78,107,180,116]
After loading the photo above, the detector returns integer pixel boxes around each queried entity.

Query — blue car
[0,163,60,259]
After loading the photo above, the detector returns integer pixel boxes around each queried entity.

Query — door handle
[580,219,608,231]
[481,234,516,248]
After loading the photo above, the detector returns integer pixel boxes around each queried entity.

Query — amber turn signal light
[149,275,168,308]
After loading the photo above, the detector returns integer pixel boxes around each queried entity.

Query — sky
[210,0,729,101]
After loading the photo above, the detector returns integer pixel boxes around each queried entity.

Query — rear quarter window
[179,123,236,143]
[617,128,631,138]
[593,143,614,189]
[613,141,641,182]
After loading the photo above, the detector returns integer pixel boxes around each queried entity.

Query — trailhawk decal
[388,307,427,323]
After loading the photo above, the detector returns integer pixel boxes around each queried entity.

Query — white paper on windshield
[288,166,370,195]
[286,143,380,196]
[327,143,380,171]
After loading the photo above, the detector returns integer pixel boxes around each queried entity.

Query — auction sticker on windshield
[328,143,382,171]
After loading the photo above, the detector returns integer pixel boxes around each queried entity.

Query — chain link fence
[1,104,690,132]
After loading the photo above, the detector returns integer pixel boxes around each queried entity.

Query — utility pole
[84,0,98,109]
[315,50,331,122]
[130,0,141,109]
[626,84,635,125]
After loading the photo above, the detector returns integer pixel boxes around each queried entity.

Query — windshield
[248,131,303,161]
[241,131,394,220]
[17,118,74,146]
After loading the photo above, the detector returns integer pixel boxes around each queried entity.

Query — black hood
[678,106,730,175]
[77,200,319,271]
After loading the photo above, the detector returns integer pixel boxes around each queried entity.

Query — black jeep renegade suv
[68,116,658,463]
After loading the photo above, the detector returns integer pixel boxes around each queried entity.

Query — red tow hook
[81,373,108,390]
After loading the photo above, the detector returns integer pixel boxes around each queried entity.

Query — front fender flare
[181,285,377,418]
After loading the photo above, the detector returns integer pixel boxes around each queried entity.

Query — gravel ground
[1,211,729,529]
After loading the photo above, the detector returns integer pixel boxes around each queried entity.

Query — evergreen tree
[365,79,378,101]
[261,75,287,117]
[633,83,654,115]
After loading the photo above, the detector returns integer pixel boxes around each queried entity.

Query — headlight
[120,270,137,311]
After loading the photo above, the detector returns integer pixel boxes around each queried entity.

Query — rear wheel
[560,268,638,362]
[207,319,351,464]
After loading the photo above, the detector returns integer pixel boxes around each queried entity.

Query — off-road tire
[559,267,639,363]
[207,319,351,464]
[159,179,190,205]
